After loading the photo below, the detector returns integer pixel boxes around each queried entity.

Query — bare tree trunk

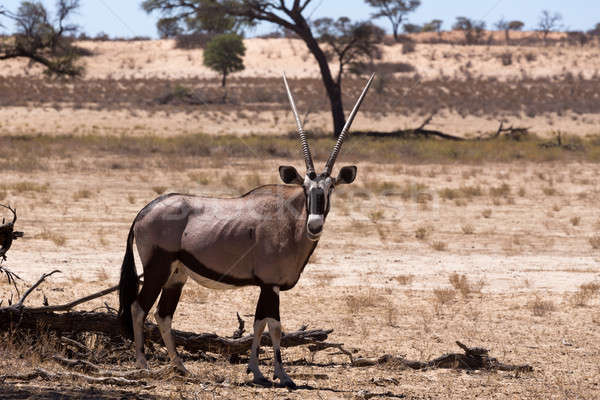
[295,22,346,137]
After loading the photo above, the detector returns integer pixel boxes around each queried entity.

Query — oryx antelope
[118,73,374,388]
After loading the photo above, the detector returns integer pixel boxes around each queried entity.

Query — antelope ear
[336,166,357,185]
[279,165,303,185]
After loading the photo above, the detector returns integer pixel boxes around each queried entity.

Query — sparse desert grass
[448,273,484,297]
[570,216,581,226]
[0,190,6,201]
[529,295,556,316]
[431,240,447,251]
[152,186,167,195]
[243,172,262,189]
[0,181,49,194]
[415,225,431,240]
[542,186,558,196]
[461,223,475,234]
[368,210,384,223]
[489,183,511,198]
[35,228,67,247]
[188,171,211,185]
[72,189,92,201]
[127,194,135,204]
[482,209,492,218]
[570,282,600,307]
[438,185,483,201]
[345,289,385,314]
[589,235,600,249]
[393,274,414,286]
[433,287,455,305]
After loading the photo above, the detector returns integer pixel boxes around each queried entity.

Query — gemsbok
[118,73,374,388]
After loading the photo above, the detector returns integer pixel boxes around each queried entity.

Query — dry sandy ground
[2,37,600,137]
[2,36,597,81]
[1,153,599,398]
[3,106,600,138]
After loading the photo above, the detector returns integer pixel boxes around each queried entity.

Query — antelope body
[118,74,374,388]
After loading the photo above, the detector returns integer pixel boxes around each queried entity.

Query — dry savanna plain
[1,34,600,399]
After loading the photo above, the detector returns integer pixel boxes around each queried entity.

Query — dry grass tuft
[433,288,455,305]
[570,216,581,226]
[35,228,67,247]
[393,274,414,286]
[588,235,600,249]
[415,225,432,240]
[431,240,447,251]
[152,186,167,195]
[529,295,556,316]
[72,189,92,201]
[345,290,385,314]
[482,209,492,218]
[461,223,475,234]
[570,282,600,307]
[188,171,211,186]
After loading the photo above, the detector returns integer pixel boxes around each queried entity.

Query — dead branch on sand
[352,341,533,373]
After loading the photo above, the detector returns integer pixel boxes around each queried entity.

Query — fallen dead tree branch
[364,113,465,141]
[352,341,533,372]
[0,367,145,387]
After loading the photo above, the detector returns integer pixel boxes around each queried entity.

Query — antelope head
[279,73,374,241]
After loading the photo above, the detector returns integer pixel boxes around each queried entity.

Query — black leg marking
[137,248,176,313]
[157,284,184,318]
[255,285,280,321]
[275,348,282,364]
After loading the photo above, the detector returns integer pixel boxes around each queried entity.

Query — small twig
[232,312,245,339]
[17,270,61,307]
[61,336,90,354]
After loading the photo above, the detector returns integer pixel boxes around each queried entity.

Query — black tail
[118,224,138,339]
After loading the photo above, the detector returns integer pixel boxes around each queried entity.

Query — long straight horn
[283,73,316,178]
[324,73,375,176]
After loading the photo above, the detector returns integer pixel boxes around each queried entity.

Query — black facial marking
[255,286,280,321]
[309,188,325,215]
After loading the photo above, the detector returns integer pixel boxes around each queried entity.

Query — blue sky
[1,0,598,38]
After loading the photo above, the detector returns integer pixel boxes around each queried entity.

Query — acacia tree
[537,10,562,44]
[0,0,83,76]
[422,19,442,34]
[312,17,383,85]
[203,33,245,87]
[365,0,420,42]
[142,0,383,137]
[495,17,524,44]
[453,16,486,45]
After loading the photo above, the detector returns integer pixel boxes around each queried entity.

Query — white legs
[267,318,295,388]
[247,285,296,388]
[131,300,148,369]
[154,312,188,374]
[247,318,269,385]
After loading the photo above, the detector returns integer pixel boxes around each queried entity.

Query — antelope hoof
[278,377,297,390]
[252,376,273,387]
[135,358,149,370]
[173,361,189,376]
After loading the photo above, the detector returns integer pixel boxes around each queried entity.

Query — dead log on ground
[0,270,339,357]
[364,113,465,141]
[352,341,533,372]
